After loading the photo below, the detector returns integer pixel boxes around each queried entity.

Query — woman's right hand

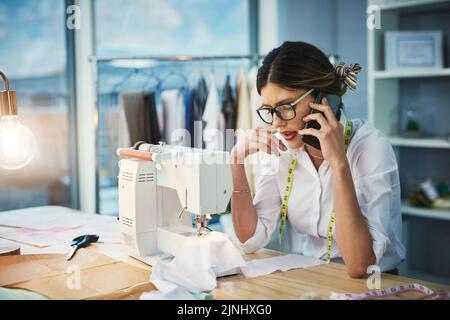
[231,127,287,164]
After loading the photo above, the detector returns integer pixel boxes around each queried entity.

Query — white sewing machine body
[118,144,233,266]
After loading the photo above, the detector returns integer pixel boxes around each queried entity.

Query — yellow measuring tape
[279,120,353,263]
[278,153,298,246]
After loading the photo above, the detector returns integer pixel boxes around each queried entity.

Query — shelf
[372,68,450,79]
[389,137,450,149]
[399,268,450,285]
[402,201,450,221]
[375,0,450,11]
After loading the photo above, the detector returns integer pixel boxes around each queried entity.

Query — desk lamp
[0,70,36,170]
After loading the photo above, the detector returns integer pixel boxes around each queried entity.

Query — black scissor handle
[71,234,99,247]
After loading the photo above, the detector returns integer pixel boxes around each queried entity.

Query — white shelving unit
[402,201,450,220]
[368,0,450,284]
[389,137,450,149]
[373,68,450,79]
[373,0,449,10]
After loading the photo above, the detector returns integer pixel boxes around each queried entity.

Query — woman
[230,41,405,278]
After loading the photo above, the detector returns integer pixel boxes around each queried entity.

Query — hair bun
[335,62,362,90]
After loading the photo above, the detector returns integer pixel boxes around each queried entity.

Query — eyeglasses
[256,88,314,125]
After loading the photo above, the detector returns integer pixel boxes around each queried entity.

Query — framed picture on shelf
[385,31,443,70]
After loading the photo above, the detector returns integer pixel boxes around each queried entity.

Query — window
[95,0,250,57]
[0,0,76,211]
[94,0,253,215]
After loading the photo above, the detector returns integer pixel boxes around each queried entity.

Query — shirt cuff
[239,219,269,254]
[371,231,389,266]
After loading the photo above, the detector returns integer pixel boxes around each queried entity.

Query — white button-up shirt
[240,119,406,272]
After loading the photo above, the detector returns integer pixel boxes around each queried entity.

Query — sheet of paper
[0,250,151,300]
[240,254,327,278]
[0,206,110,230]
[0,211,120,248]
[0,250,115,287]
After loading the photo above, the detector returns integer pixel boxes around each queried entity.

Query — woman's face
[260,82,315,149]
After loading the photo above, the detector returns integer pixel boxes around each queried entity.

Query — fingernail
[322,97,328,104]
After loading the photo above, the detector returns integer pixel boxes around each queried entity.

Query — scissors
[66,234,99,261]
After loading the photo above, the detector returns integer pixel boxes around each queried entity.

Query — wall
[277,0,368,119]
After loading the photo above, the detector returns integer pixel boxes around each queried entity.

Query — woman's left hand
[297,97,347,168]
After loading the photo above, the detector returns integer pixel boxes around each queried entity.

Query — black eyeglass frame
[256,88,315,125]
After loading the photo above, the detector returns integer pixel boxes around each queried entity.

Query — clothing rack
[92,54,264,213]
[89,54,265,63]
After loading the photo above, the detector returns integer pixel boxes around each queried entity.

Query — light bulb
[0,115,36,170]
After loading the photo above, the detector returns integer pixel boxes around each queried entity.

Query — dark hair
[257,41,359,96]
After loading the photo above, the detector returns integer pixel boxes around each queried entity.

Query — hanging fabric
[183,88,196,147]
[118,93,144,148]
[235,67,255,194]
[202,75,222,151]
[221,75,236,130]
[118,92,160,147]
[118,94,131,149]
[236,67,252,131]
[248,66,265,128]
[161,89,187,146]
[221,75,236,152]
[144,92,161,144]
[194,77,208,120]
[246,66,267,195]
[99,92,120,180]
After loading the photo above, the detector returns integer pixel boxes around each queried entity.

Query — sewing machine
[117,142,234,272]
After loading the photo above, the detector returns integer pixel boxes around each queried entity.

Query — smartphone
[301,92,343,150]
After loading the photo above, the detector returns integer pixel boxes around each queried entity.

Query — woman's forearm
[230,163,258,243]
[332,160,376,278]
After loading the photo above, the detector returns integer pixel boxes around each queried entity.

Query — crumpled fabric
[140,232,246,300]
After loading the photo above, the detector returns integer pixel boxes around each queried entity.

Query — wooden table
[85,248,449,300]
[0,206,449,300]
[214,249,450,300]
